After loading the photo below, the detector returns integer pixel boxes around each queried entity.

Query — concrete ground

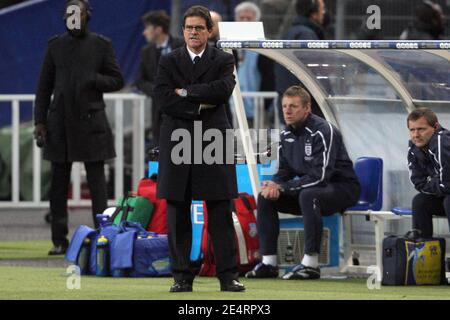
[0,208,94,241]
[0,208,93,267]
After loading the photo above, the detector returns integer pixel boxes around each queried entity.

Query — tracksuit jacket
[273,114,359,194]
[408,127,450,197]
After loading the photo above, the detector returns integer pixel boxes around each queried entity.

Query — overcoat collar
[177,44,216,82]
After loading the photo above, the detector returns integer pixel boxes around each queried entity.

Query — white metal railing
[0,93,146,209]
[239,91,280,130]
[0,91,278,210]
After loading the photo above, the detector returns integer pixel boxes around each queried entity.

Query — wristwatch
[180,88,188,97]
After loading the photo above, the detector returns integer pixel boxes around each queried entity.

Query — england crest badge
[305,142,312,156]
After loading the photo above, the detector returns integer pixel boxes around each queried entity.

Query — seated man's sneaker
[220,279,246,292]
[282,264,320,280]
[245,263,279,278]
[169,280,193,293]
[48,245,67,256]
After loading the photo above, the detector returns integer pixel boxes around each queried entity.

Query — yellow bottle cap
[98,236,108,243]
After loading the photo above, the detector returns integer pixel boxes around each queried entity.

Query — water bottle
[285,244,294,264]
[96,236,110,276]
[77,238,91,275]
[112,269,126,277]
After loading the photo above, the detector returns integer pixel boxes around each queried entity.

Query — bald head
[209,11,222,40]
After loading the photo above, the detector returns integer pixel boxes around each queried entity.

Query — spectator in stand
[235,1,275,128]
[235,1,261,126]
[275,0,327,121]
[400,0,446,40]
[209,11,222,46]
[135,10,184,147]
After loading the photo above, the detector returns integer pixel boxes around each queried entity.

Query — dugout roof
[218,40,450,209]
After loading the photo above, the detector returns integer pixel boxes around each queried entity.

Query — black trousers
[257,183,359,255]
[151,102,162,147]
[412,193,450,238]
[167,200,238,283]
[166,177,238,283]
[50,161,107,247]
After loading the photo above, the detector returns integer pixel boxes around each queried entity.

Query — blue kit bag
[65,225,97,274]
[111,221,171,277]
[66,223,120,276]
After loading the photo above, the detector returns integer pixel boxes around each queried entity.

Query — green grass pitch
[0,240,449,300]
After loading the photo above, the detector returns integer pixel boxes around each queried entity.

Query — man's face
[183,16,211,53]
[282,95,311,126]
[142,24,160,43]
[408,117,437,148]
[236,9,257,22]
[311,0,326,25]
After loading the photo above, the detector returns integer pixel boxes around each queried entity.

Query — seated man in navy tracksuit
[246,86,360,280]
[407,107,450,238]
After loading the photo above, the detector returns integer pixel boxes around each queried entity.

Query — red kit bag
[199,192,260,276]
[137,175,168,234]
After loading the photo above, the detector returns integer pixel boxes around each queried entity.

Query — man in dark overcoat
[153,5,245,292]
[135,10,184,147]
[34,0,124,255]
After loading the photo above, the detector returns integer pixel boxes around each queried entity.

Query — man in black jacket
[135,10,184,147]
[400,0,446,40]
[245,86,360,280]
[154,5,244,293]
[407,107,450,238]
[275,0,326,120]
[34,0,124,255]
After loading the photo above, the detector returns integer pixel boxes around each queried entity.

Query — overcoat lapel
[177,47,194,83]
[192,45,214,82]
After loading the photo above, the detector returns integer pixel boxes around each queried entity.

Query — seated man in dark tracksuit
[407,107,450,238]
[246,86,360,280]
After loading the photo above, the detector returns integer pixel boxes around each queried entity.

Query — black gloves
[34,123,47,148]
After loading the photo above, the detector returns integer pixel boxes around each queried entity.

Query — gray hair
[234,1,261,21]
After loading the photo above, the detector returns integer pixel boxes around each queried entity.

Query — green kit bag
[110,195,154,229]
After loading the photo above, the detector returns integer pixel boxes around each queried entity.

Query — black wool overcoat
[154,44,238,201]
[35,31,124,162]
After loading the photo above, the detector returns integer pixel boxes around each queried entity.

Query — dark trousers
[50,161,107,247]
[151,102,162,147]
[412,193,450,238]
[167,184,238,283]
[257,183,359,255]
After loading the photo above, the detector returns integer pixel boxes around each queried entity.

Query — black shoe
[245,263,279,278]
[220,279,246,292]
[48,245,67,256]
[282,264,320,280]
[169,280,193,293]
